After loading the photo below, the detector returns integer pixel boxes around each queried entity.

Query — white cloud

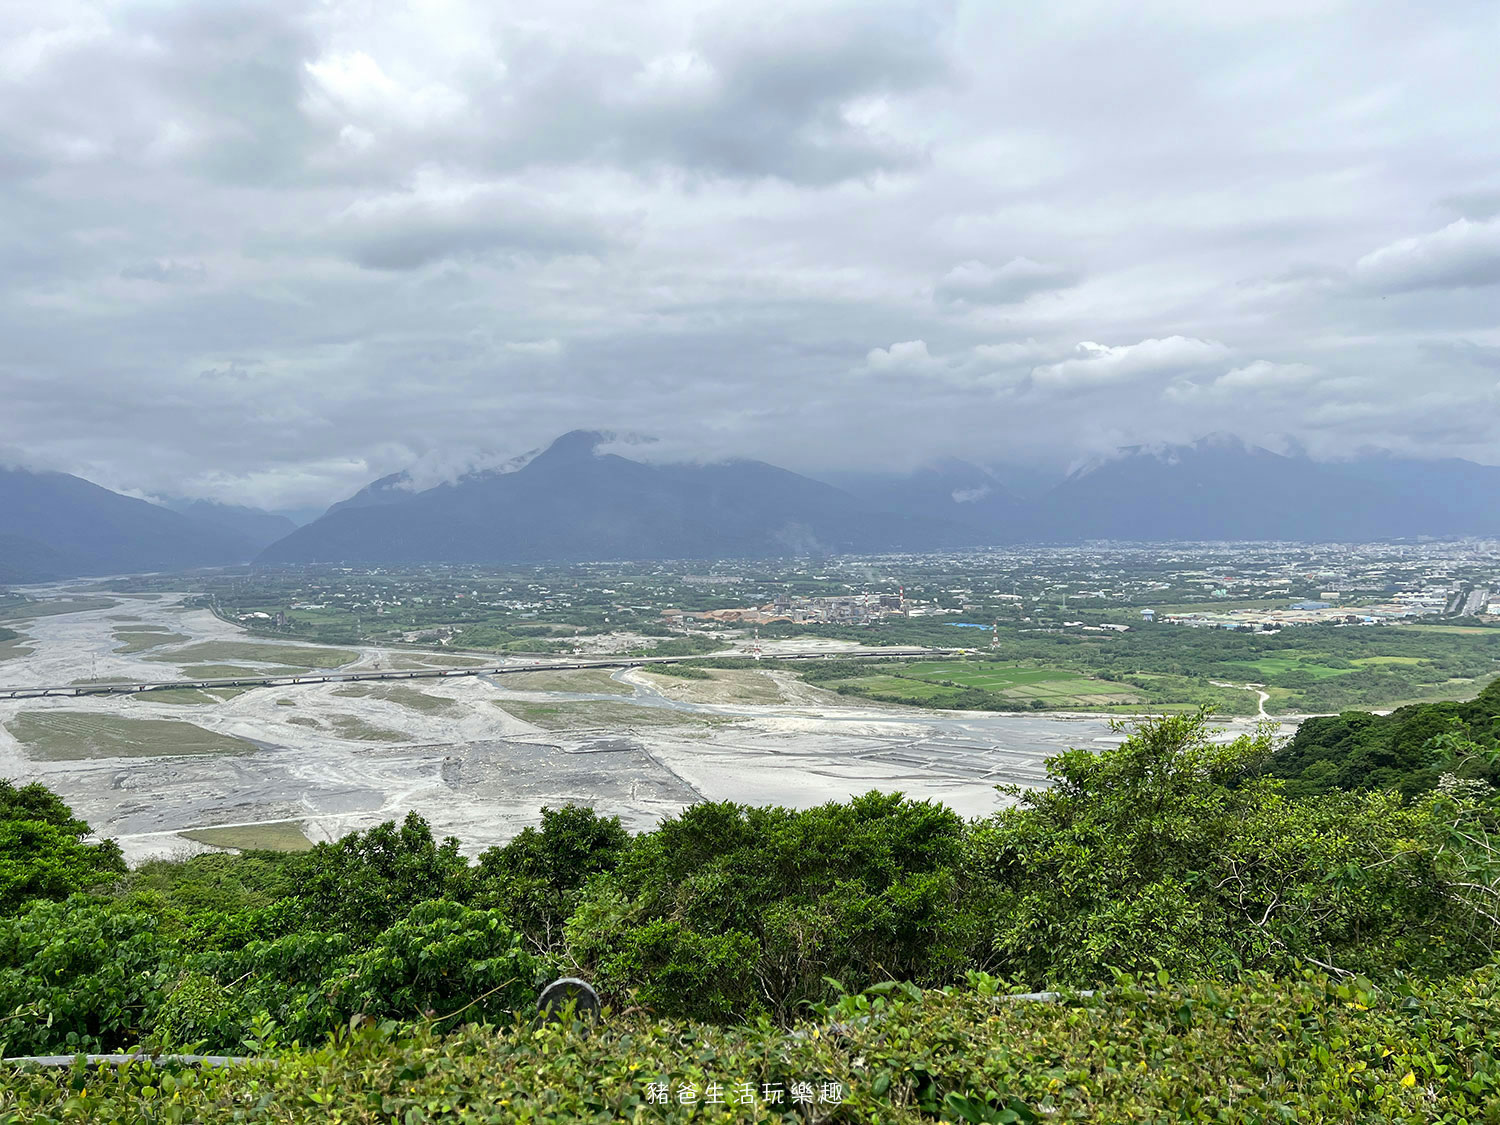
[1353,217,1500,293]
[504,338,562,357]
[1213,360,1319,389]
[1031,337,1231,390]
[2,0,1500,504]
[864,339,938,373]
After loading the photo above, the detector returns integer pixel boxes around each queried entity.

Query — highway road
[0,647,954,701]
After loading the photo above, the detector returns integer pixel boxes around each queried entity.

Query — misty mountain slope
[1033,437,1409,542]
[817,459,1028,541]
[163,499,296,554]
[0,533,74,584]
[1319,456,1500,537]
[0,467,254,581]
[260,431,980,564]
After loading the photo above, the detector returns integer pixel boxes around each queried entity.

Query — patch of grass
[498,669,634,695]
[639,667,786,705]
[180,821,314,853]
[494,700,711,731]
[148,642,357,668]
[375,685,463,715]
[1149,597,1307,614]
[0,596,117,621]
[819,661,1141,710]
[1226,656,1353,681]
[112,630,190,654]
[326,714,408,742]
[181,664,313,678]
[1401,624,1498,635]
[841,674,958,701]
[275,698,297,707]
[641,663,713,680]
[286,715,321,728]
[130,687,250,705]
[0,637,33,663]
[4,712,255,760]
[332,683,461,715]
[386,653,491,669]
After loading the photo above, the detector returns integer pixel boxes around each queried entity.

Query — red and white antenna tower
[752,626,761,661]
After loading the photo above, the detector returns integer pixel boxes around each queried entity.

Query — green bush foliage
[1268,677,1500,797]
[4,710,1500,1085]
[567,791,977,1021]
[4,971,1499,1122]
[969,713,1485,986]
[0,780,125,914]
[472,804,629,951]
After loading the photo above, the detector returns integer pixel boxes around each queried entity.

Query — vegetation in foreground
[1270,677,1500,797]
[4,970,1499,1123]
[2,695,1499,1120]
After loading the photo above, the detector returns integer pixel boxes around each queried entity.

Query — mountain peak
[535,430,613,462]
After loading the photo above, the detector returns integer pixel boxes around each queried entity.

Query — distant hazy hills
[259,430,971,565]
[0,467,260,582]
[4,433,1500,581]
[1034,436,1500,542]
[160,499,296,554]
[262,432,1500,565]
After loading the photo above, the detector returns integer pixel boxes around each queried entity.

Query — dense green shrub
[0,781,124,914]
[5,712,1500,1059]
[567,792,979,1021]
[288,813,473,934]
[1268,677,1500,797]
[4,971,1499,1122]
[0,898,542,1054]
[472,804,629,951]
[969,712,1485,987]
[0,899,166,1055]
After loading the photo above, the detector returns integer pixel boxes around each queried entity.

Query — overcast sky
[2,0,1498,510]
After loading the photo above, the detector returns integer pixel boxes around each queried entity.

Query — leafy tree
[290,812,472,934]
[1268,678,1500,797]
[567,792,977,1021]
[0,780,125,915]
[473,804,629,951]
[969,712,1479,987]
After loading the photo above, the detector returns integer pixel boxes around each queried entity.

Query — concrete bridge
[0,647,953,701]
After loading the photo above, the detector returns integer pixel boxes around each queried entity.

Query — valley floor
[0,589,1286,862]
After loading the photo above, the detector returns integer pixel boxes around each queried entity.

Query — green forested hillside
[3,713,1500,1121]
[1268,677,1500,797]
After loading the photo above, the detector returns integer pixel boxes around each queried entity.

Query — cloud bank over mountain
[1,0,1497,509]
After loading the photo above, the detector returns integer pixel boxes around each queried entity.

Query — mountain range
[0,467,257,583]
[3,432,1499,581]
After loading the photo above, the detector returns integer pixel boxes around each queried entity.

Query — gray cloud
[935,258,1077,305]
[0,0,1497,508]
[1353,217,1500,293]
[318,178,622,270]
